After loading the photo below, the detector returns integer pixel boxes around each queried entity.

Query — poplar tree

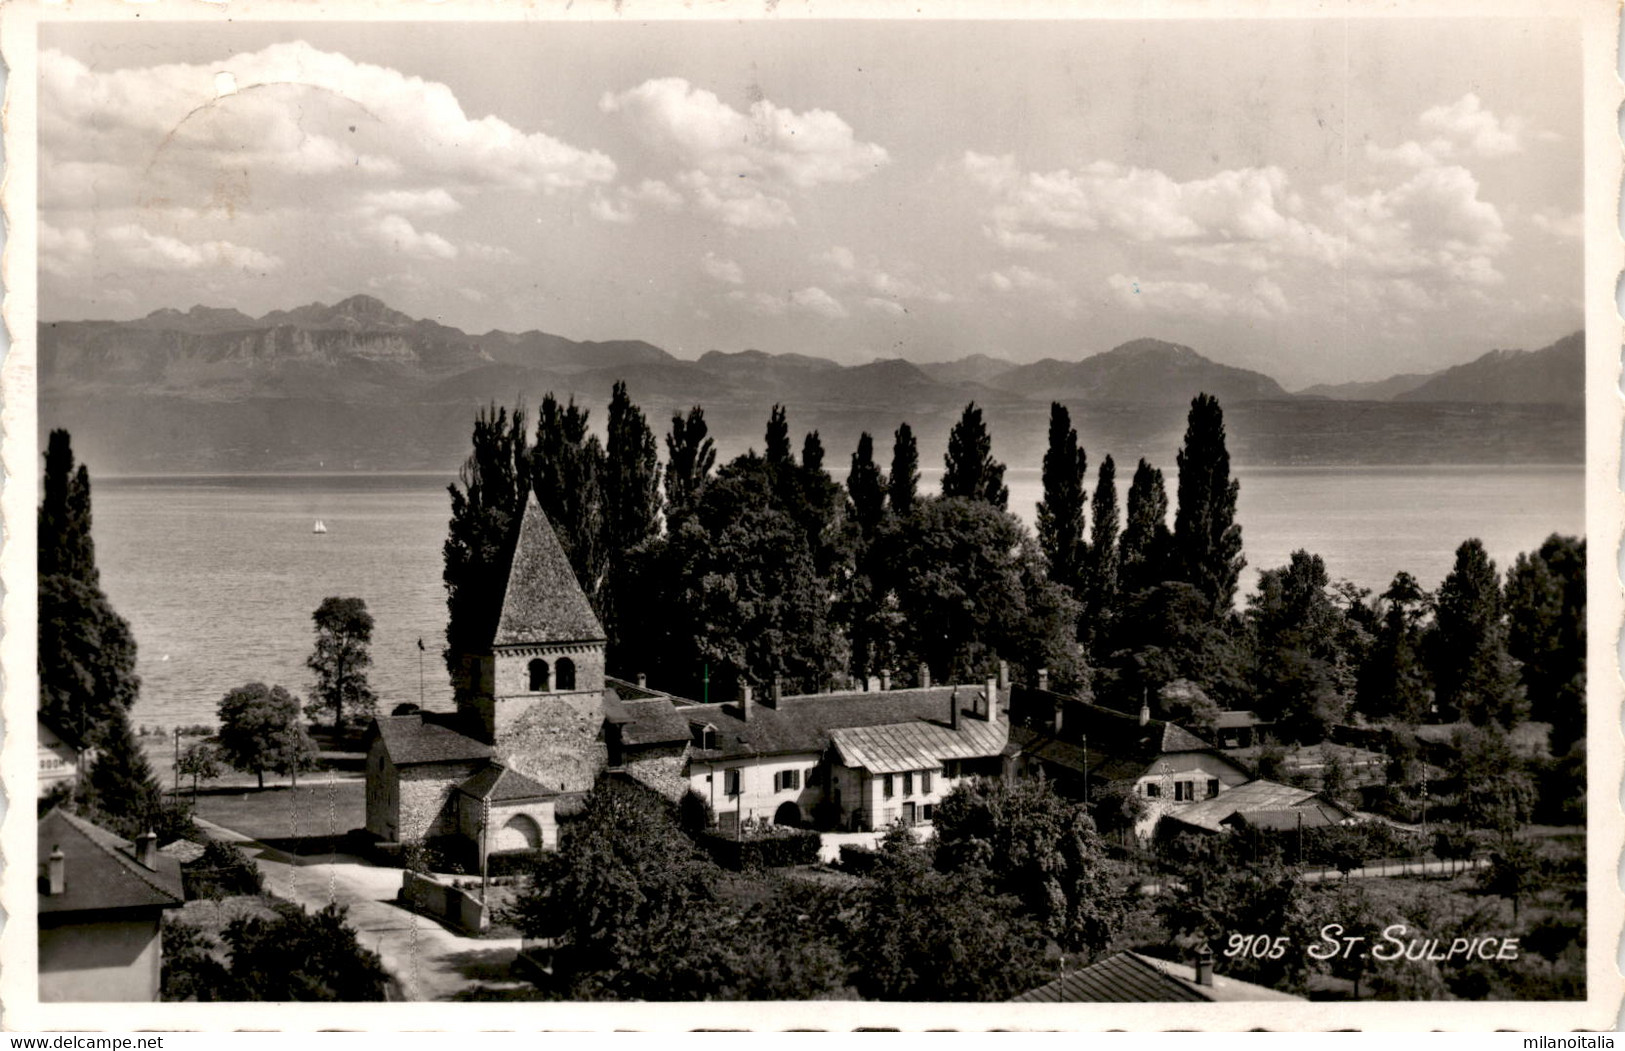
[1173,393,1244,615]
[847,432,888,538]
[1036,402,1088,592]
[1118,458,1173,597]
[942,402,1008,509]
[765,404,793,465]
[889,423,920,517]
[1082,455,1121,651]
[802,431,826,474]
[533,393,606,601]
[664,405,717,526]
[1431,538,1526,727]
[603,382,662,661]
[443,404,529,675]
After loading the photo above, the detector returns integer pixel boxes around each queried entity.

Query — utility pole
[417,638,425,708]
[173,727,181,794]
[1081,734,1089,805]
[703,663,710,705]
[481,795,490,903]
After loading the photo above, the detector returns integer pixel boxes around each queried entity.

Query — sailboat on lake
[313,519,328,535]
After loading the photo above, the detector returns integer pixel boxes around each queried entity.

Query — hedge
[700,828,821,869]
[487,849,546,877]
[837,843,881,876]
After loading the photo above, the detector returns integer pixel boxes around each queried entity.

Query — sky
[37,17,1584,388]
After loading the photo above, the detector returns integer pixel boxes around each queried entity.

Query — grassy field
[189,780,368,849]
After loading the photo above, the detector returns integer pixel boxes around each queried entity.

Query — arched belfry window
[555,657,576,691]
[528,658,549,692]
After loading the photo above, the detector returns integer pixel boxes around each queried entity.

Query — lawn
[189,780,367,849]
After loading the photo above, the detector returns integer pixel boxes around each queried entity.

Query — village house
[1010,947,1306,1003]
[38,715,89,797]
[1155,778,1357,838]
[1006,682,1253,837]
[38,808,185,1002]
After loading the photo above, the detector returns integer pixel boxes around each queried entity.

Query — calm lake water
[95,466,1584,730]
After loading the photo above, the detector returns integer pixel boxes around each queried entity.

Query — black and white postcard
[2,0,1619,1031]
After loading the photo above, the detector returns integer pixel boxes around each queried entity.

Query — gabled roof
[1011,951,1304,1003]
[493,496,604,647]
[1222,804,1351,832]
[1007,706,1245,786]
[830,715,1008,774]
[1163,778,1347,833]
[38,809,184,918]
[620,698,694,747]
[1216,710,1264,730]
[372,713,493,766]
[682,685,997,761]
[38,714,85,753]
[458,763,557,802]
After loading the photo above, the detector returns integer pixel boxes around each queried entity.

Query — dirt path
[193,818,529,1001]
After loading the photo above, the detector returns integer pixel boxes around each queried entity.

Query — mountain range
[38,296,1584,473]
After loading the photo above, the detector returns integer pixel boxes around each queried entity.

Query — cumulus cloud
[603,77,888,228]
[864,297,907,316]
[101,223,283,272]
[621,179,685,211]
[724,286,848,319]
[816,244,950,303]
[790,286,848,318]
[982,265,1062,295]
[374,214,458,260]
[357,188,463,217]
[1530,207,1583,240]
[1419,94,1523,157]
[702,252,745,284]
[589,192,636,224]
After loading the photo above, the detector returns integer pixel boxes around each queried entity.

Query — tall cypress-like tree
[1357,571,1432,724]
[847,432,888,538]
[765,404,793,465]
[664,405,716,525]
[1118,458,1172,597]
[1505,535,1585,753]
[942,402,1008,509]
[444,404,530,676]
[802,431,826,474]
[889,423,920,517]
[533,393,607,601]
[603,382,663,664]
[1173,394,1244,615]
[38,430,141,746]
[1432,538,1526,728]
[1036,402,1087,591]
[1082,454,1121,651]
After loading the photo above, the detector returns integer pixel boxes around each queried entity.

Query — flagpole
[417,638,425,707]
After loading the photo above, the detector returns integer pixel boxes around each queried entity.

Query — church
[363,493,1019,859]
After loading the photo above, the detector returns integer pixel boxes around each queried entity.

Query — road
[194,818,529,1001]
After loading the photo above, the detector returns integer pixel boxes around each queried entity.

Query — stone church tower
[456,495,608,793]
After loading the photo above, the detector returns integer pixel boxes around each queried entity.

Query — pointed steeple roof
[493,495,605,647]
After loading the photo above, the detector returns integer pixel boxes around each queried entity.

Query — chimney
[949,687,961,730]
[880,668,891,692]
[1052,700,1065,735]
[136,830,158,870]
[866,675,881,692]
[47,845,65,895]
[740,684,753,723]
[1139,696,1152,727]
[1036,668,1049,692]
[919,663,932,689]
[985,677,1000,723]
[770,675,783,709]
[998,660,1010,691]
[1193,943,1215,987]
[636,672,647,688]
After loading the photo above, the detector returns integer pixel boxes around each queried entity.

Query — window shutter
[922,771,933,794]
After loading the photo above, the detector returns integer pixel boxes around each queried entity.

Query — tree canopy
[942,402,1008,509]
[304,597,377,729]
[217,683,319,789]
[1173,394,1244,615]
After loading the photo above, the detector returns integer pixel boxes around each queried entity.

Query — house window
[903,772,914,796]
[884,774,894,798]
[922,804,934,822]
[776,769,801,792]
[921,771,933,794]
[724,768,742,796]
[528,658,549,692]
[1146,782,1161,798]
[1207,778,1221,798]
[1174,780,1195,802]
[555,657,576,691]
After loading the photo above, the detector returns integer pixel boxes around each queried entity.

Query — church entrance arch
[495,813,542,852]
[773,802,802,828]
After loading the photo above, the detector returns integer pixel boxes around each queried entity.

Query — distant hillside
[37,297,1583,472]
[1395,332,1584,404]
[1296,374,1434,401]
[989,338,1291,405]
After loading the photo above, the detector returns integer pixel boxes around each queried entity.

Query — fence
[400,869,490,933]
[1296,853,1489,882]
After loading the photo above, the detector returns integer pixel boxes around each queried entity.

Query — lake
[92,465,1584,730]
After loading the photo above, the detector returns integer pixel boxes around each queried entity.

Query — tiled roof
[830,715,1008,774]
[1163,778,1337,833]
[458,763,557,802]
[1012,951,1303,1003]
[1159,723,1213,753]
[1216,710,1263,729]
[605,676,698,705]
[1221,804,1351,831]
[620,698,694,747]
[373,713,493,766]
[1007,687,1218,764]
[682,685,997,761]
[493,496,604,647]
[38,809,184,918]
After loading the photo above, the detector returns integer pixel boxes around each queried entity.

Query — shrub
[183,839,264,899]
[699,828,820,870]
[838,843,881,876]
[487,849,545,877]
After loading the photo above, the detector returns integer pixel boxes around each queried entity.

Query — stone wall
[398,761,484,842]
[495,694,607,794]
[365,742,399,840]
[625,743,690,802]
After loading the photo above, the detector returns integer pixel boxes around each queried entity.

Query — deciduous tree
[1173,394,1244,615]
[217,683,319,790]
[1082,454,1121,653]
[1505,535,1585,752]
[1119,458,1173,598]
[532,393,607,600]
[443,404,529,676]
[888,422,920,516]
[1037,402,1088,592]
[1431,539,1525,727]
[664,405,716,525]
[846,431,888,538]
[304,597,377,730]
